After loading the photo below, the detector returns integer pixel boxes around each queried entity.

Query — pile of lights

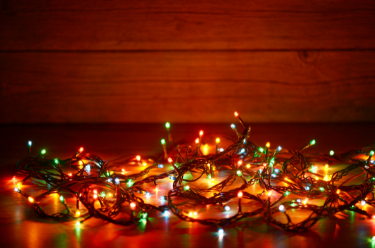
[12,112,375,234]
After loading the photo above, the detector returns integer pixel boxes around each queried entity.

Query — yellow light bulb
[28,197,34,203]
[216,138,220,144]
[75,210,81,217]
[266,142,270,148]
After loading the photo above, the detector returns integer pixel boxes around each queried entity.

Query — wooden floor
[0,123,375,247]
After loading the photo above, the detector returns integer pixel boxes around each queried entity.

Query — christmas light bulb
[216,138,220,144]
[199,130,203,137]
[14,187,20,193]
[224,206,230,211]
[236,170,242,176]
[371,151,374,156]
[28,196,34,203]
[165,122,170,129]
[79,147,84,153]
[168,157,173,163]
[184,185,190,191]
[158,164,164,168]
[336,189,340,194]
[161,139,166,145]
[41,149,46,155]
[218,228,224,236]
[195,138,199,144]
[266,142,270,148]
[277,146,282,151]
[246,164,251,169]
[284,191,290,196]
[330,150,334,156]
[279,205,285,212]
[60,195,64,202]
[310,140,316,145]
[115,178,120,184]
[361,200,366,206]
[28,141,32,146]
[259,147,264,153]
[237,191,243,198]
[75,210,81,217]
[136,155,141,161]
[54,158,59,164]
[231,124,235,129]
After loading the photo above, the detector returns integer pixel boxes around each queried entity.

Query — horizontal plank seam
[1,48,375,53]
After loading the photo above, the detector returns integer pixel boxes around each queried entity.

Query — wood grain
[1,0,375,50]
[1,51,374,123]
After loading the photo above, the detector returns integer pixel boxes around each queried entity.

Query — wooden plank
[1,0,375,50]
[1,51,375,123]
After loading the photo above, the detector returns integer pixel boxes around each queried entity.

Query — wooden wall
[1,0,375,123]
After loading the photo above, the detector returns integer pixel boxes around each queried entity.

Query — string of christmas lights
[11,112,375,235]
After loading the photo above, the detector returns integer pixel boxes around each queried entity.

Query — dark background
[1,0,375,123]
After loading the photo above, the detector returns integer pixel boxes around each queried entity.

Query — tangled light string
[12,112,375,233]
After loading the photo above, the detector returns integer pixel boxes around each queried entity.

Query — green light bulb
[310,140,316,145]
[165,122,170,129]
[236,170,242,176]
[370,150,374,156]
[184,185,190,191]
[284,191,290,196]
[59,195,64,202]
[161,139,166,145]
[41,149,46,155]
[259,147,264,153]
[54,158,59,164]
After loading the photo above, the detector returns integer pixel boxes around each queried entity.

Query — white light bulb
[279,205,285,212]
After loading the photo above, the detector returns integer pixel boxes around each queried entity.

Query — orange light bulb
[237,191,243,198]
